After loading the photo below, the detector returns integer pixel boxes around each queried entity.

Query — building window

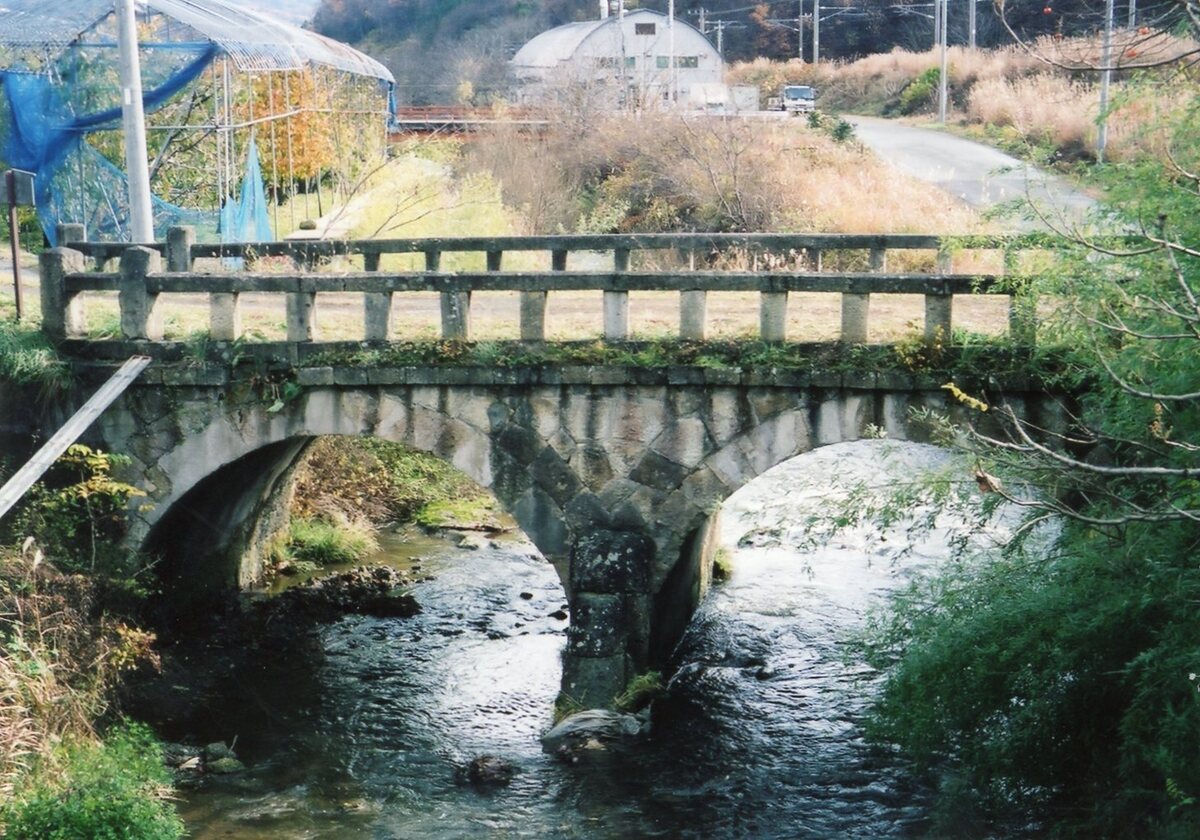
[596,56,636,69]
[635,22,656,35]
[656,55,700,69]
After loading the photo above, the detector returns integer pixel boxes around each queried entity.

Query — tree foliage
[853,84,1200,837]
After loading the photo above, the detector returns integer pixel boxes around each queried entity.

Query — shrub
[0,319,70,392]
[4,445,148,581]
[284,514,379,566]
[2,722,183,840]
[898,66,941,114]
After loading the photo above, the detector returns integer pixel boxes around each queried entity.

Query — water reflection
[171,440,958,838]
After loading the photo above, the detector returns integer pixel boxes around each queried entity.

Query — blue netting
[218,136,273,243]
[0,40,273,246]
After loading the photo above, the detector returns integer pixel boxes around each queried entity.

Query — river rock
[464,755,515,787]
[541,709,643,759]
[457,533,488,550]
[207,756,246,774]
[203,741,236,762]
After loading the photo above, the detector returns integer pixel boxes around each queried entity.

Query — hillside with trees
[308,0,1180,103]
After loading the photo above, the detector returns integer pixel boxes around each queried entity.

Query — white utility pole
[116,0,154,243]
[813,0,820,64]
[1098,0,1115,161]
[669,0,678,103]
[1128,0,1137,27]
[969,0,977,48]
[799,0,805,60]
[938,0,949,123]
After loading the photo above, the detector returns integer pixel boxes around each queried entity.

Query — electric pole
[813,0,820,64]
[116,0,154,242]
[1098,0,1115,161]
[938,0,948,123]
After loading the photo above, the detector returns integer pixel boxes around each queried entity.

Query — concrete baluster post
[1005,247,1036,346]
[39,247,87,340]
[925,245,953,342]
[431,250,469,340]
[165,226,195,272]
[841,247,881,344]
[760,290,788,343]
[118,246,163,340]
[605,247,631,341]
[286,284,317,342]
[520,250,554,342]
[680,290,707,340]
[362,250,391,342]
[486,250,502,272]
[810,247,823,271]
[56,223,86,247]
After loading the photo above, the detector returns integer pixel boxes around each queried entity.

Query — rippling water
[165,440,964,838]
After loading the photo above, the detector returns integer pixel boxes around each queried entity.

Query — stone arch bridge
[34,229,1062,705]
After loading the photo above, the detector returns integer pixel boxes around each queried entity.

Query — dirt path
[845,116,1097,230]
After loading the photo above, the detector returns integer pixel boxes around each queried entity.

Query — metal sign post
[4,168,34,320]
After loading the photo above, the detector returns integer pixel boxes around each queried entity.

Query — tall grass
[729,30,1198,162]
[0,552,158,801]
[283,513,379,566]
[0,320,69,392]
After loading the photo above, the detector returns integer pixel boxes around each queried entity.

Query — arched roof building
[511,9,723,109]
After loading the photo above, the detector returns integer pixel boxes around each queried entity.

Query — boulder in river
[541,709,644,761]
[462,755,515,787]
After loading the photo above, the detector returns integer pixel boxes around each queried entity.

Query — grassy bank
[272,436,499,573]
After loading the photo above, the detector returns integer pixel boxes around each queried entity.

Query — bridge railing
[42,225,1044,346]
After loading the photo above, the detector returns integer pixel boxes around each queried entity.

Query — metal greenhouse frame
[0,0,395,243]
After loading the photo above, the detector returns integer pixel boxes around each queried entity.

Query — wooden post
[165,225,195,272]
[118,246,163,340]
[605,247,630,341]
[925,245,953,341]
[760,291,788,343]
[39,247,87,339]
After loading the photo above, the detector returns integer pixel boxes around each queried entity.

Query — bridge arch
[96,375,1015,705]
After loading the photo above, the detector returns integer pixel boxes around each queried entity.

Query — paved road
[846,116,1097,230]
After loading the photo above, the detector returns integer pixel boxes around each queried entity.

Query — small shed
[511,9,723,110]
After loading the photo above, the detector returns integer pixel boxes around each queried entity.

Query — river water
[163,440,971,838]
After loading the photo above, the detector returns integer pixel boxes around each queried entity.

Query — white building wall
[513,10,723,110]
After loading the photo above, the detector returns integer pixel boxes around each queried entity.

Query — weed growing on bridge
[0,320,69,393]
[302,336,1072,390]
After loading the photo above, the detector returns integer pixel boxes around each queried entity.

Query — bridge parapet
[44,227,1046,348]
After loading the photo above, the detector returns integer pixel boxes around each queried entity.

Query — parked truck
[768,84,816,115]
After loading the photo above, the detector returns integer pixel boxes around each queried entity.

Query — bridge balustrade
[42,225,1044,346]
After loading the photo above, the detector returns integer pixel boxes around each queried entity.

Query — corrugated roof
[511,19,609,68]
[0,0,393,81]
